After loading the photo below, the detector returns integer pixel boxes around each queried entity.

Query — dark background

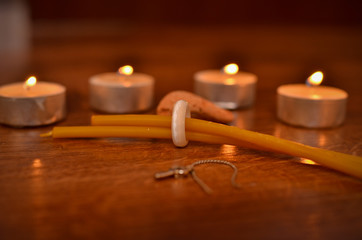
[29,0,362,25]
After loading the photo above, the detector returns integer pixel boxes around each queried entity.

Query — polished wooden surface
[1,21,362,239]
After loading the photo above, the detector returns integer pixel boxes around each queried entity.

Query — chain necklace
[154,159,240,194]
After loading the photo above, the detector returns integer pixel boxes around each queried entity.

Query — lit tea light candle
[0,76,66,127]
[194,63,257,109]
[277,71,348,128]
[89,65,154,113]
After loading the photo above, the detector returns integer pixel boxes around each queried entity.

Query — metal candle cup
[89,72,154,113]
[277,84,348,128]
[0,81,66,127]
[194,68,257,109]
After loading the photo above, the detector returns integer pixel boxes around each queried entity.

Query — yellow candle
[90,114,362,179]
[47,125,262,151]
[44,114,362,179]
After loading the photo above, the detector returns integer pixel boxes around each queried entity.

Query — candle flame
[307,71,323,86]
[223,63,239,75]
[24,76,37,90]
[118,65,134,76]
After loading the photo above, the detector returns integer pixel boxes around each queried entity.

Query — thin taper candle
[91,114,362,179]
[43,114,362,179]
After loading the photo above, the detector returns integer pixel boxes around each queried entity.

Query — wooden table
[1,22,362,240]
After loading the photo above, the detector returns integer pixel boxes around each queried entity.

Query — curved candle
[277,84,348,128]
[43,114,362,179]
[0,81,66,127]
[89,71,154,113]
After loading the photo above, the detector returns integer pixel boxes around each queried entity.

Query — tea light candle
[277,71,348,128]
[0,76,66,127]
[194,63,257,109]
[89,65,154,113]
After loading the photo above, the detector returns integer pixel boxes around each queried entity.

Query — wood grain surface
[0,21,362,240]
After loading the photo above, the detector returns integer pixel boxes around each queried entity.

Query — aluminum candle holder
[0,82,66,127]
[277,84,348,128]
[194,69,257,109]
[89,72,154,113]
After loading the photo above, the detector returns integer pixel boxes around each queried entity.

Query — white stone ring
[172,100,191,147]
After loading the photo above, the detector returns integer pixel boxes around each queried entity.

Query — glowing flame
[307,71,323,86]
[24,76,37,90]
[118,65,134,76]
[299,158,318,165]
[223,63,239,75]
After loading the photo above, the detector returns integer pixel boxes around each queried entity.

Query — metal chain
[154,159,240,194]
[189,159,240,194]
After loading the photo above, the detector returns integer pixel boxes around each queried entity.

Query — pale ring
[171,100,191,147]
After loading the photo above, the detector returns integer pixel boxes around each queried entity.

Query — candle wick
[40,131,53,137]
[221,69,232,76]
[306,78,314,87]
[116,72,127,81]
[116,72,132,87]
[23,84,30,91]
[117,71,130,79]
